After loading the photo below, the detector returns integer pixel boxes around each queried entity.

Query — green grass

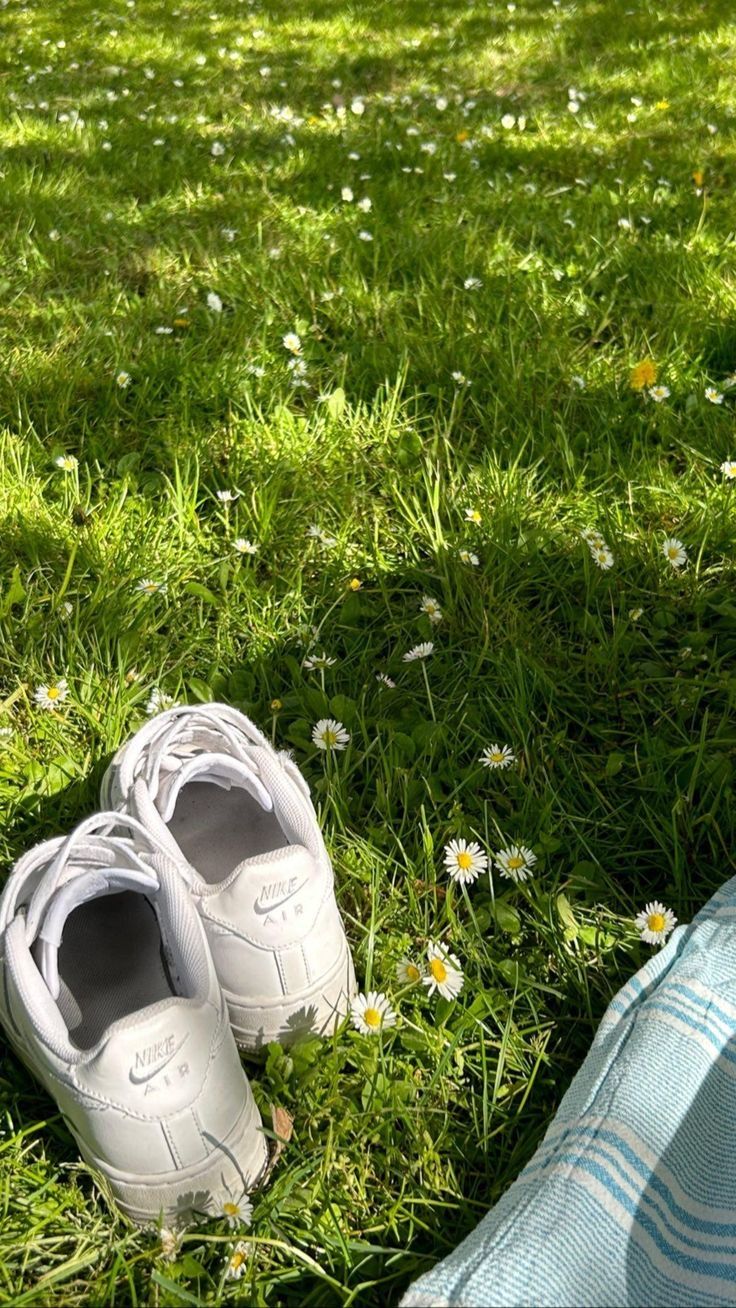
[1,0,736,1301]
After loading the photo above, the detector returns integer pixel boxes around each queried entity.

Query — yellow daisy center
[349,578,361,590]
[648,912,665,933]
[430,958,448,983]
[507,855,524,871]
[322,729,337,747]
[668,547,678,559]
[223,1202,239,1216]
[364,1007,381,1028]
[47,687,60,700]
[230,1251,246,1271]
[456,851,473,870]
[491,751,504,762]
[406,964,420,982]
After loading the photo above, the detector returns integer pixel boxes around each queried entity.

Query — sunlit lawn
[1,0,736,1302]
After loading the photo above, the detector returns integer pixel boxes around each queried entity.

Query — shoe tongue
[155,752,273,823]
[30,864,158,1001]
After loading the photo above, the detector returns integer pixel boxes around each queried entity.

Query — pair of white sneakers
[0,703,356,1224]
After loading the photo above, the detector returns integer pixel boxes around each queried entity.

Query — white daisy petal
[480,744,516,770]
[350,990,397,1034]
[422,943,464,1000]
[662,537,687,569]
[634,900,677,946]
[312,717,350,751]
[494,844,537,883]
[443,838,488,885]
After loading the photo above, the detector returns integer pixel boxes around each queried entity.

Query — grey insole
[168,781,286,884]
[55,892,175,1049]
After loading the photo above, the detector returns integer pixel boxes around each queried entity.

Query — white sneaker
[0,813,268,1224]
[101,703,356,1054]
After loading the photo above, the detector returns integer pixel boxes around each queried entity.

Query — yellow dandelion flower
[630,359,657,391]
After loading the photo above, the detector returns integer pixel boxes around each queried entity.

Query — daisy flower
[376,672,396,688]
[341,185,354,201]
[217,489,239,502]
[635,900,677,946]
[115,370,131,388]
[350,991,397,1035]
[443,838,488,885]
[136,578,168,595]
[158,1227,182,1263]
[146,689,178,716]
[221,1194,253,1229]
[303,652,336,670]
[306,524,336,546]
[629,607,643,621]
[464,507,482,523]
[233,538,257,554]
[720,460,736,480]
[495,844,537,883]
[210,140,225,156]
[663,537,687,569]
[312,718,350,751]
[649,385,670,402]
[705,387,724,405]
[54,454,78,471]
[283,332,301,354]
[396,958,423,985]
[630,359,657,391]
[403,642,434,662]
[420,595,443,624]
[592,546,615,570]
[358,229,373,241]
[33,678,68,710]
[206,291,223,312]
[459,549,479,565]
[423,943,464,1000]
[452,371,471,387]
[480,743,516,770]
[463,276,482,290]
[357,196,372,212]
[224,1241,249,1281]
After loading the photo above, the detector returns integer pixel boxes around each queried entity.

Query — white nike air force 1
[101,703,356,1053]
[0,814,268,1223]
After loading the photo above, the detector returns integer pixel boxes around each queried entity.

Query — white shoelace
[120,704,271,801]
[0,812,184,941]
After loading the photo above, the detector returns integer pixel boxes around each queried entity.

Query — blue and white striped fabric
[402,878,736,1307]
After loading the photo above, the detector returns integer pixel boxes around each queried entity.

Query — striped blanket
[402,877,736,1307]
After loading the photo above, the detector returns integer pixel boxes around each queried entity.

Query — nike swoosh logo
[129,1034,188,1084]
[253,878,309,915]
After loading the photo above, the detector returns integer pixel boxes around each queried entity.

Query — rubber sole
[79,1090,269,1226]
[226,939,357,1055]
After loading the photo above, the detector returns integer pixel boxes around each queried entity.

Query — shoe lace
[121,703,271,800]
[0,811,189,942]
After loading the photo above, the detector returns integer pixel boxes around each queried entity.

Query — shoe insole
[55,892,175,1049]
[168,781,286,885]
